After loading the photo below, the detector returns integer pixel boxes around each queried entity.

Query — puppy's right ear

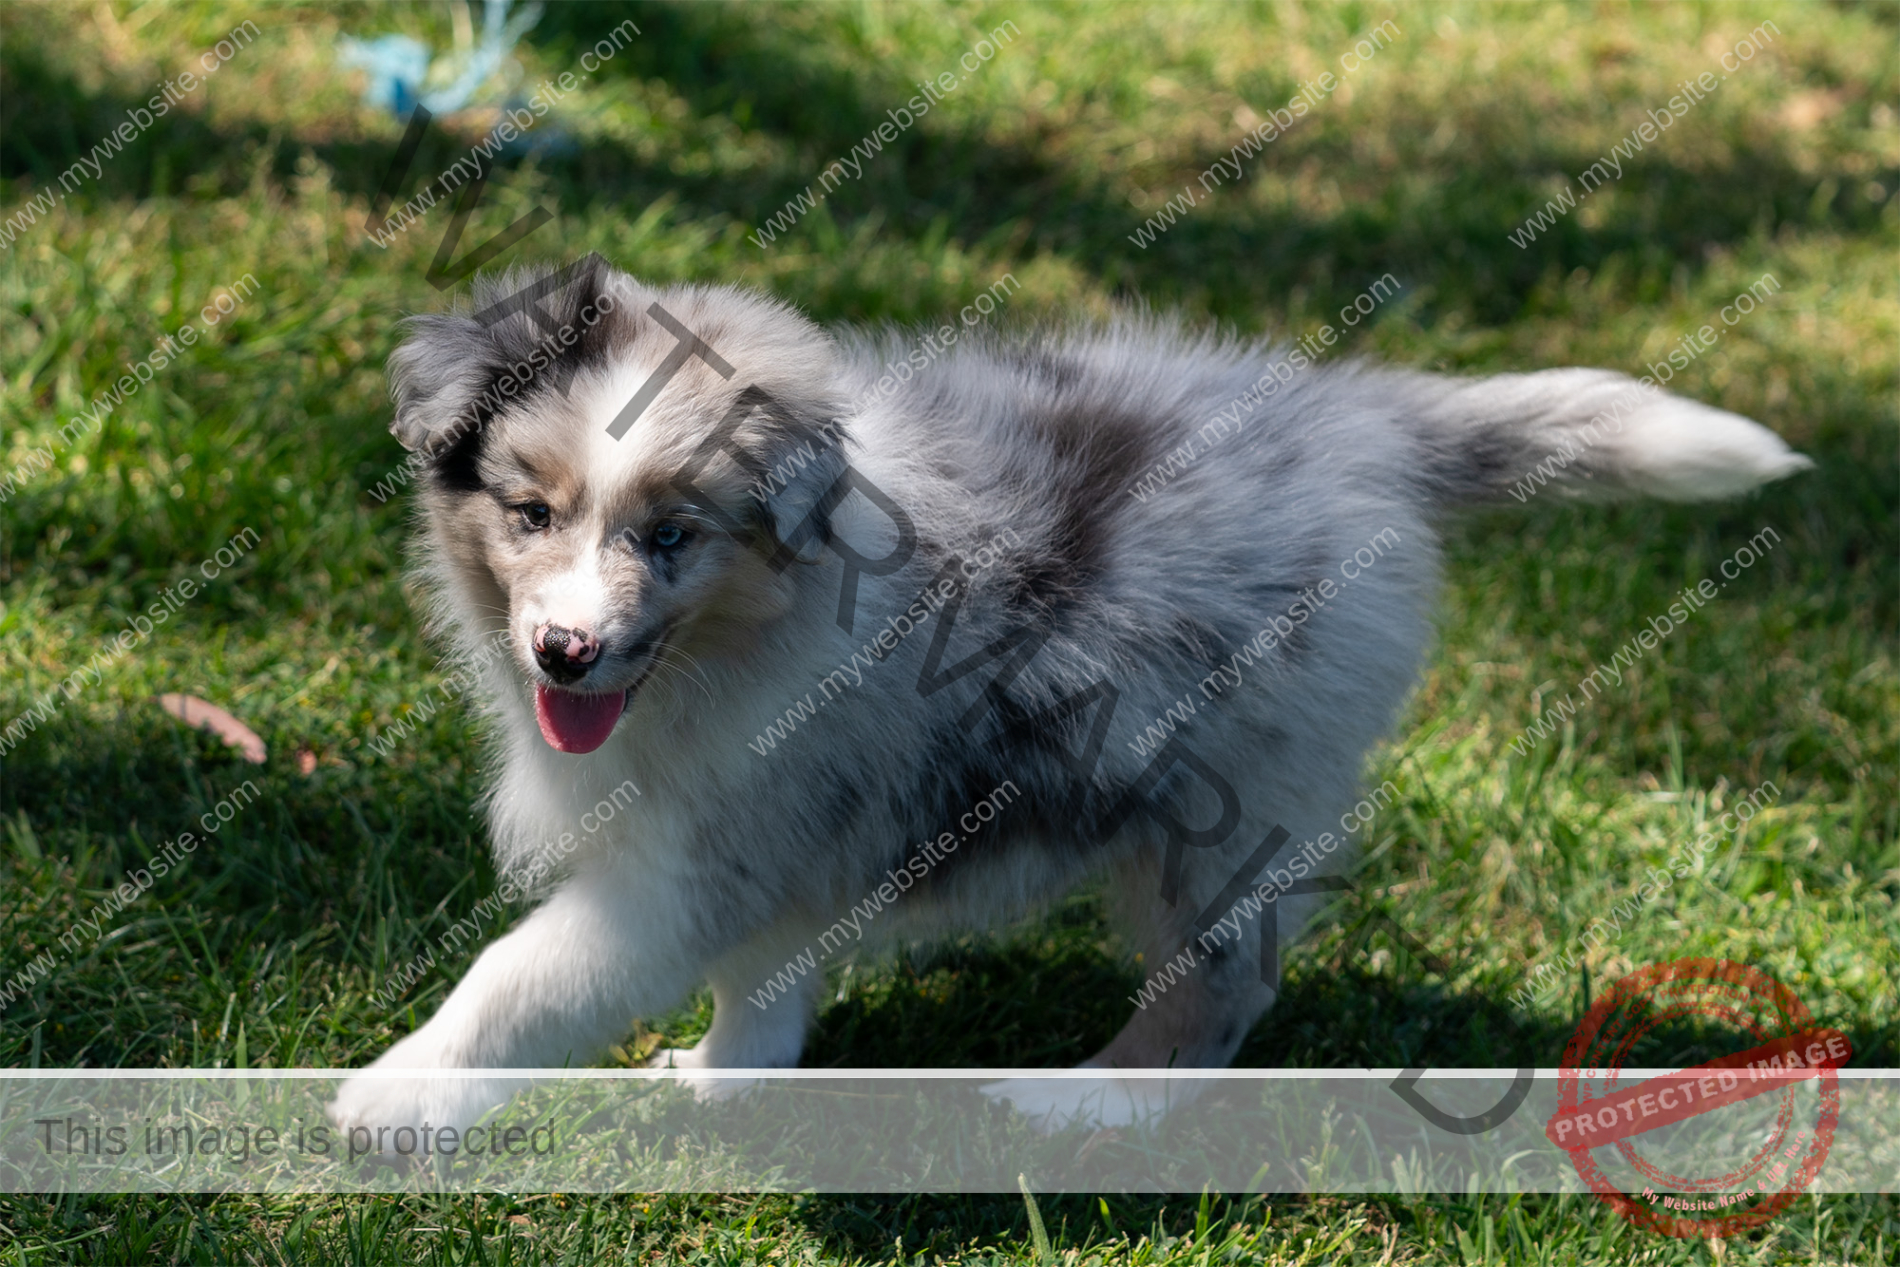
[386,312,500,457]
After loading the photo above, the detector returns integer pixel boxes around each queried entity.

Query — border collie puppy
[330,260,1808,1138]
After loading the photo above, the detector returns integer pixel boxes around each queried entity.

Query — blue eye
[651,522,685,549]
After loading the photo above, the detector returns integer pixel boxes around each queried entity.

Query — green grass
[2,0,1896,1261]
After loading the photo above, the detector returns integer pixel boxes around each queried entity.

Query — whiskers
[643,641,716,721]
[437,610,517,680]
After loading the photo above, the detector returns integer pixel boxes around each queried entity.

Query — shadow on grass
[801,886,1576,1071]
[0,705,490,1065]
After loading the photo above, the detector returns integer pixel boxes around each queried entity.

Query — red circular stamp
[1546,958,1851,1239]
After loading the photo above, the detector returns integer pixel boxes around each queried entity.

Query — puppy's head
[388,260,846,754]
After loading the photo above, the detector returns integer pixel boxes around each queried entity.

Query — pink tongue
[534,686,627,754]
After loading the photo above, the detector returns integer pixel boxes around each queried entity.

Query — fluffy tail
[1411,368,1812,506]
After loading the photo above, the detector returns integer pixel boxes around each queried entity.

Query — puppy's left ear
[683,386,850,566]
[387,311,501,456]
[756,410,851,567]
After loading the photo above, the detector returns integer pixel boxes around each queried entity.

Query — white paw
[647,1046,767,1102]
[979,1075,1192,1133]
[327,1032,526,1158]
[326,1071,527,1159]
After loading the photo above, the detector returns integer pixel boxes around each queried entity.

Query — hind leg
[1086,842,1287,1068]
[983,829,1333,1128]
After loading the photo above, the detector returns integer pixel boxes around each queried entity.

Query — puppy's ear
[763,423,852,568]
[721,388,851,566]
[386,311,498,457]
[387,261,632,489]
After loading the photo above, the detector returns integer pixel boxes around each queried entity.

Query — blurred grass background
[1,0,1896,1262]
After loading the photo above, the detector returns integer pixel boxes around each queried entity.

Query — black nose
[534,623,600,684]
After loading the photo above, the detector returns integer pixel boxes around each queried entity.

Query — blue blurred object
[337,34,431,115]
[339,0,545,117]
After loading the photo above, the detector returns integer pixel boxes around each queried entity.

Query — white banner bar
[3,1070,1893,1194]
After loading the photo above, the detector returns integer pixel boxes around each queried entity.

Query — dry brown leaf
[155,694,267,764]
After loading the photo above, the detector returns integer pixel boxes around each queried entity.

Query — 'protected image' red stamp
[1547,958,1851,1239]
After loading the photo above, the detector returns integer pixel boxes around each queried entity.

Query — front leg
[329,860,701,1142]
[647,929,827,1090]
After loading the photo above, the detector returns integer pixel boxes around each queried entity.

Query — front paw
[647,1045,763,1102]
[980,1075,1185,1133]
[328,1035,525,1157]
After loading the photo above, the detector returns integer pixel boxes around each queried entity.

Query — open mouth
[533,685,629,754]
[531,651,660,755]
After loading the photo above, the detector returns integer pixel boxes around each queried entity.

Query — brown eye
[517,502,551,530]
